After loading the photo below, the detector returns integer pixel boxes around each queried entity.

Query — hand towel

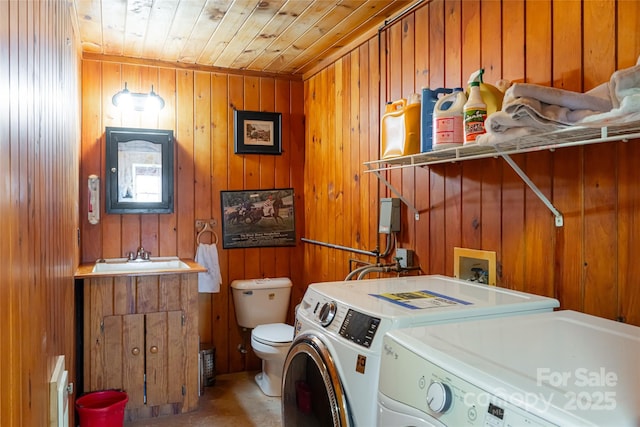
[195,243,222,293]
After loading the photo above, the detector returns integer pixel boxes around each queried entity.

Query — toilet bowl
[230,277,293,397]
[251,323,294,397]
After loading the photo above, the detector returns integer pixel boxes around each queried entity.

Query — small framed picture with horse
[220,188,295,249]
[234,110,282,155]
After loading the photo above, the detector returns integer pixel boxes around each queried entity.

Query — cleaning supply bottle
[464,71,487,144]
[465,69,504,115]
[380,96,421,159]
[421,87,456,152]
[432,88,466,149]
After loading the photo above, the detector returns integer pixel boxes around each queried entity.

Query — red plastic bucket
[76,390,128,427]
[295,380,312,414]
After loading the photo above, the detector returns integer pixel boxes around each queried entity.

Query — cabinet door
[122,313,145,408]
[102,315,123,390]
[102,313,145,408]
[166,310,186,404]
[103,311,185,409]
[146,310,185,406]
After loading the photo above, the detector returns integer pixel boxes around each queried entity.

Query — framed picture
[220,188,295,249]
[234,110,282,155]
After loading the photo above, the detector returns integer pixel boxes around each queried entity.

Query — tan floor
[125,371,282,427]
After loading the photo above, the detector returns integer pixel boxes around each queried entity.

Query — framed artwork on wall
[220,188,295,249]
[234,110,282,155]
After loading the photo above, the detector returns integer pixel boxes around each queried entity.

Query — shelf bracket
[499,153,564,227]
[365,164,420,220]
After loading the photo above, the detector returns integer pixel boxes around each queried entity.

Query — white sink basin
[92,257,191,274]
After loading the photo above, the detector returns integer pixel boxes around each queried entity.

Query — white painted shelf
[364,123,640,226]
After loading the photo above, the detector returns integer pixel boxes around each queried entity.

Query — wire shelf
[364,123,640,172]
[363,122,640,225]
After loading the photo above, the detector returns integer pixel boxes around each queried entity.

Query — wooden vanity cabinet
[82,273,199,421]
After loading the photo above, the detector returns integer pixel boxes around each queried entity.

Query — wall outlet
[395,248,414,268]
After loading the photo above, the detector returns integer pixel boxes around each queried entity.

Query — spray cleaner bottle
[464,69,487,144]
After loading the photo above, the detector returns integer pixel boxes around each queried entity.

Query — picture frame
[234,110,282,155]
[220,188,295,249]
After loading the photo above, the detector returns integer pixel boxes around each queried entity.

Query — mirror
[105,127,174,214]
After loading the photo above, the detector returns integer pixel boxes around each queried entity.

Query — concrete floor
[125,371,282,427]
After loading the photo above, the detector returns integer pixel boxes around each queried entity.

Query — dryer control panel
[378,334,560,427]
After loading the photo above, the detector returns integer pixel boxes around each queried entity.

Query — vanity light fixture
[112,82,165,112]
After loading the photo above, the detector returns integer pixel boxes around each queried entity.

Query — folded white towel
[478,56,640,145]
[507,83,612,112]
[195,243,222,293]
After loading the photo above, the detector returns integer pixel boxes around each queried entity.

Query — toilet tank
[231,277,292,328]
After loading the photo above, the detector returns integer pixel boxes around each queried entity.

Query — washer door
[282,333,352,427]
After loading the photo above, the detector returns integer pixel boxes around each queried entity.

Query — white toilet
[231,277,294,397]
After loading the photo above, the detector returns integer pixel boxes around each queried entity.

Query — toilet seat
[252,323,294,347]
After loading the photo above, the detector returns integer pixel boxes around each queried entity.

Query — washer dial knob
[318,301,337,327]
[426,381,452,413]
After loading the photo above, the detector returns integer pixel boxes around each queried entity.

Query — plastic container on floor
[295,380,312,414]
[76,390,128,427]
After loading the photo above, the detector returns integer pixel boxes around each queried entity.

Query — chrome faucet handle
[143,250,151,260]
[127,251,136,261]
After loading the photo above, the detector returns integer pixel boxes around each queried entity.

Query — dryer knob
[426,381,452,413]
[318,301,337,327]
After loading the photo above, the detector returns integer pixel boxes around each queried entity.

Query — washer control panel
[297,288,382,348]
[338,309,381,348]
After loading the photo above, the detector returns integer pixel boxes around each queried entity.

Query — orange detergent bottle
[380,95,421,159]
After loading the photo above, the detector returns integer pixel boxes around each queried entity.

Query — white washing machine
[378,310,640,427]
[281,275,559,426]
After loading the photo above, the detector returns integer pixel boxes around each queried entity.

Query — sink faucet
[128,247,151,261]
[137,247,151,260]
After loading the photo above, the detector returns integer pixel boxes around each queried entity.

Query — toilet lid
[252,323,294,345]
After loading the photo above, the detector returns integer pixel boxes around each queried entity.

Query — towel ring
[196,222,219,245]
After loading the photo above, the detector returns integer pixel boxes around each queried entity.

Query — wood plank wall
[0,1,80,426]
[303,0,640,326]
[80,60,305,374]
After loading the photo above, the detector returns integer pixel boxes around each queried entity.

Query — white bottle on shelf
[432,88,466,150]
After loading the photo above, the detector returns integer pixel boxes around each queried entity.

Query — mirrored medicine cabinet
[105,126,174,214]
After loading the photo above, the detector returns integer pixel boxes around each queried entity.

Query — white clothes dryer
[281,275,559,426]
[378,310,640,426]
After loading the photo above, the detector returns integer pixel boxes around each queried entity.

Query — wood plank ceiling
[72,0,417,77]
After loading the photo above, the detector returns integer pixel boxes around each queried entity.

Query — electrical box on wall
[396,248,414,268]
[379,198,401,234]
